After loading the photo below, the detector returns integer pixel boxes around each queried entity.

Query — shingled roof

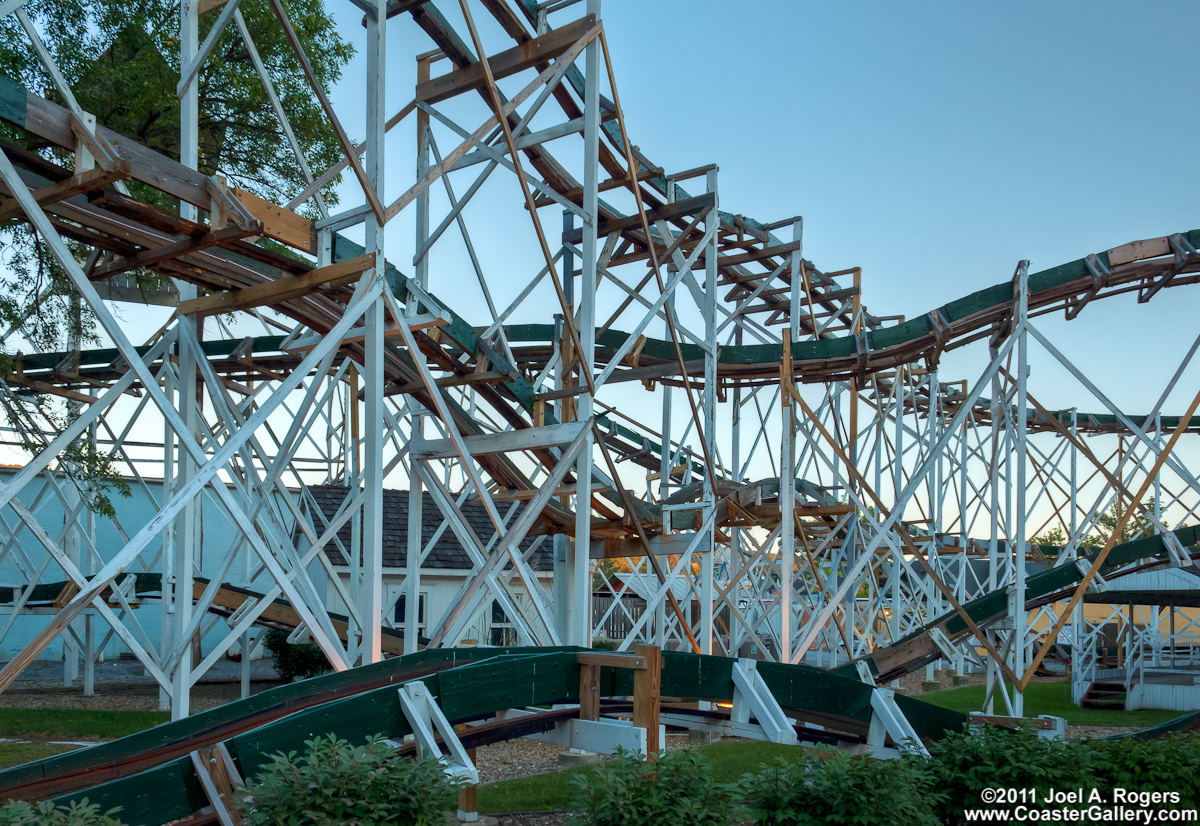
[302,485,553,571]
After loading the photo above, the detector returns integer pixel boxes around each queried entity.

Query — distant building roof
[302,485,553,572]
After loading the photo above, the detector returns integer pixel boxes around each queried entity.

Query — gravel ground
[476,733,698,783]
[0,658,282,711]
[1066,724,1143,739]
[476,738,569,784]
[494,814,572,826]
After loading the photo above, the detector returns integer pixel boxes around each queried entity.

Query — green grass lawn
[0,708,169,740]
[0,741,81,770]
[918,681,1182,727]
[477,741,807,814]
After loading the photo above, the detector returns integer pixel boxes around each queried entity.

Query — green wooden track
[0,648,964,821]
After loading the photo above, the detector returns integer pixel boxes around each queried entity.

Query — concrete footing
[558,750,601,768]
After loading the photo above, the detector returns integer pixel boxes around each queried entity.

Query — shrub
[263,627,332,683]
[569,747,740,826]
[922,726,1098,822]
[1089,733,1200,806]
[740,750,944,826]
[238,734,463,826]
[0,799,126,826]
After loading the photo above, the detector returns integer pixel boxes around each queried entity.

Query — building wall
[324,569,555,647]
[0,470,296,663]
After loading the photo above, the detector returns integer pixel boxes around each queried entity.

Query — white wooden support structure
[398,680,479,784]
[729,658,798,745]
[867,688,929,757]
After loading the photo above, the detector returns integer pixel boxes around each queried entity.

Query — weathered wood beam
[231,187,314,253]
[410,420,585,461]
[718,238,804,267]
[0,160,132,222]
[415,16,596,105]
[386,370,508,397]
[562,193,714,244]
[91,225,257,280]
[175,253,374,317]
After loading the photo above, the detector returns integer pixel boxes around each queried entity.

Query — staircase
[1080,679,1127,710]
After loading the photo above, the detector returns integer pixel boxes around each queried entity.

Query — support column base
[557,750,601,768]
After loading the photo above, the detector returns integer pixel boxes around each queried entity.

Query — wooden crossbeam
[411,420,585,461]
[6,369,98,404]
[176,253,375,317]
[416,16,596,105]
[386,370,508,397]
[231,187,314,252]
[562,193,715,244]
[488,483,612,502]
[92,225,256,280]
[531,163,655,208]
[718,238,804,267]
[0,160,132,222]
[577,651,647,669]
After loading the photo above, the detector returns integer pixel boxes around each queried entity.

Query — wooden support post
[633,643,661,759]
[457,746,478,823]
[190,746,243,826]
[579,662,600,722]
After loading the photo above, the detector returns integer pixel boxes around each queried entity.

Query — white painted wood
[411,421,585,461]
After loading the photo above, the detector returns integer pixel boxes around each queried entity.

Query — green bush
[740,750,944,826]
[922,726,1098,822]
[0,799,126,826]
[1089,733,1200,806]
[569,747,740,826]
[238,734,463,826]
[263,627,332,683]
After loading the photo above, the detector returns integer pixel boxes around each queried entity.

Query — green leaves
[1089,733,1200,806]
[740,751,944,826]
[0,798,127,826]
[238,734,465,826]
[0,0,353,360]
[263,628,334,683]
[2,0,353,211]
[569,747,741,826]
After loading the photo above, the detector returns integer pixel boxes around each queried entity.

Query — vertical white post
[779,383,794,662]
[83,420,96,696]
[569,0,601,648]
[172,0,201,719]
[405,54,434,655]
[159,350,175,712]
[697,168,719,654]
[1012,261,1030,716]
[241,628,252,699]
[360,0,387,665]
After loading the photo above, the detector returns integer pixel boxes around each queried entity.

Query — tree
[1032,499,1166,549]
[0,0,353,513]
[0,0,352,348]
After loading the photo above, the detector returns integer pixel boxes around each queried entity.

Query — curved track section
[0,649,964,821]
[839,526,1200,683]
